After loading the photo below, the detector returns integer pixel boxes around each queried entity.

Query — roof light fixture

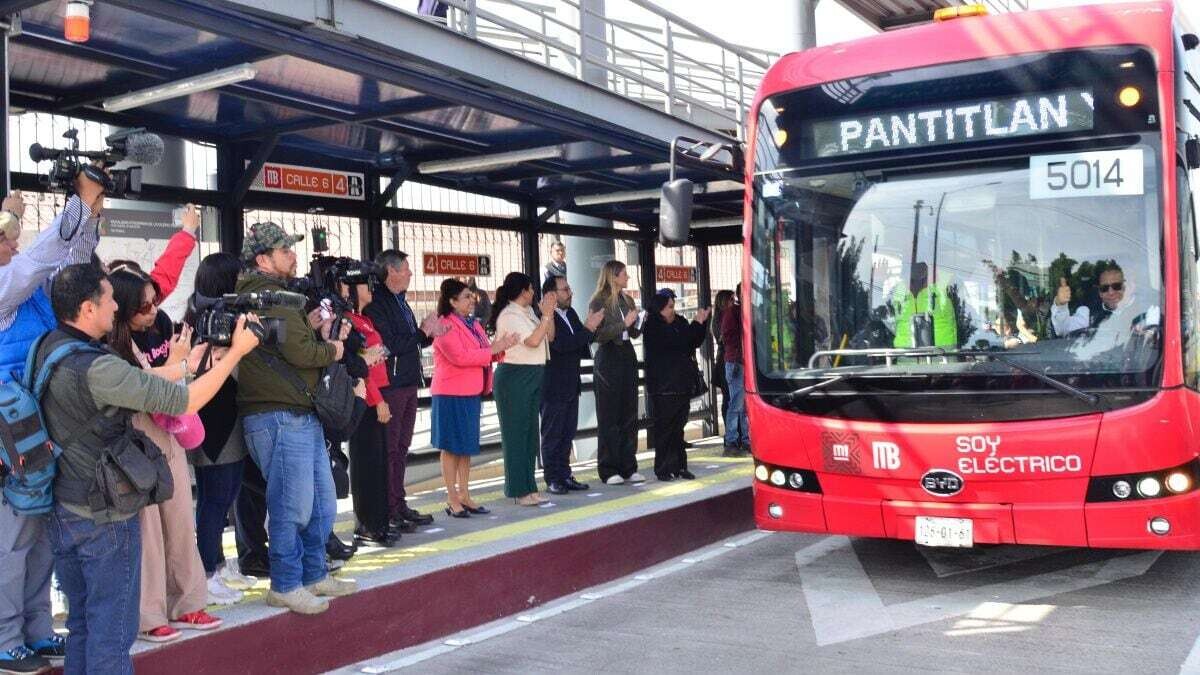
[102,63,259,112]
[417,146,564,174]
[65,0,92,43]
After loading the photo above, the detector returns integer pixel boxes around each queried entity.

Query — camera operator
[36,263,258,675]
[0,171,107,673]
[234,222,357,615]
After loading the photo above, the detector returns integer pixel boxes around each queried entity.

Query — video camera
[29,128,165,199]
[191,290,306,347]
[292,255,383,339]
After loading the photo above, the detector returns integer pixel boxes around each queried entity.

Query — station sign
[423,252,492,277]
[249,162,365,201]
[656,265,696,283]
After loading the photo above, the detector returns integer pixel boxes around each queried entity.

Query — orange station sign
[423,253,492,277]
[251,162,365,201]
[656,265,696,283]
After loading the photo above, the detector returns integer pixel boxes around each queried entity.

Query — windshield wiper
[781,374,847,401]
[953,349,1106,411]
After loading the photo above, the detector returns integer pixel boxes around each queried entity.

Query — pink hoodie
[431,314,502,396]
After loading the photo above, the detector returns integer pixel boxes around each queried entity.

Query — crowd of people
[0,169,746,675]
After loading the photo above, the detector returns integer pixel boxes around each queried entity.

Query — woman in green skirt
[488,272,558,505]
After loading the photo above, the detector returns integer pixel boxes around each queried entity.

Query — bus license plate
[914,516,973,548]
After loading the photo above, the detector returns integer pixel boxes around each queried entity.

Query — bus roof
[757,1,1181,108]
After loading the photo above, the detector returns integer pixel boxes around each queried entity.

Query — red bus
[731,1,1200,549]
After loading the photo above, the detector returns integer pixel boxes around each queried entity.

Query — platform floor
[123,437,753,673]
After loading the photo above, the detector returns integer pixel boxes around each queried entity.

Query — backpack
[0,334,105,515]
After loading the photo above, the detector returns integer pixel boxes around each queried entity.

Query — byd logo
[921,469,964,497]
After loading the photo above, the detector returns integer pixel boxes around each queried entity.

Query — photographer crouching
[234,223,358,615]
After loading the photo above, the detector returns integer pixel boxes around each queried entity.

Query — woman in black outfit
[711,290,734,424]
[642,289,710,481]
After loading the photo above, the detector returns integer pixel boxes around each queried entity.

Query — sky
[644,0,1200,54]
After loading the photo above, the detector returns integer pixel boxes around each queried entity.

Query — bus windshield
[750,138,1164,394]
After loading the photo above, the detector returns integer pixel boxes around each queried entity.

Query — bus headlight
[1112,481,1131,499]
[1166,472,1191,494]
[769,470,787,486]
[754,464,769,482]
[787,473,805,489]
[1137,477,1162,498]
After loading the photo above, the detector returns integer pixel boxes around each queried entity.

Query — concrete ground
[339,529,1200,675]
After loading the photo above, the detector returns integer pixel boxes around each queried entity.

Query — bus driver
[1050,261,1159,337]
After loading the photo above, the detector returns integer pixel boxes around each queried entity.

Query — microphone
[122,132,164,166]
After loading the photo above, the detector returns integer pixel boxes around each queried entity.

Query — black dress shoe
[444,505,470,518]
[655,473,675,482]
[354,527,398,548]
[563,477,590,491]
[677,470,696,480]
[547,482,569,495]
[464,504,491,515]
[325,534,356,561]
[401,507,434,526]
[389,519,418,535]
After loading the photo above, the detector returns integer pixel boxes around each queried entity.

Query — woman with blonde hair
[588,260,644,485]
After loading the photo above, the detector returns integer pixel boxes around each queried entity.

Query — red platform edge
[131,487,753,674]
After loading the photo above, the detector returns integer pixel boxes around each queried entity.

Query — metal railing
[420,0,775,138]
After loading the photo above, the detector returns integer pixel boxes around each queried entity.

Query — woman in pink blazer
[431,278,518,517]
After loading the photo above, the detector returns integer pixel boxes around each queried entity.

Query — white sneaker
[218,564,256,590]
[605,475,625,485]
[628,472,647,483]
[206,575,241,606]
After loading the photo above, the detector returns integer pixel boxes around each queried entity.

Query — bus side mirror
[1184,33,1199,51]
[1188,138,1200,170]
[659,178,694,247]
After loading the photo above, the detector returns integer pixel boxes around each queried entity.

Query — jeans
[47,505,141,675]
[194,460,245,575]
[723,362,748,447]
[242,410,334,593]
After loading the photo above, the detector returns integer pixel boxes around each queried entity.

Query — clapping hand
[695,307,712,324]
[623,308,639,327]
[539,292,558,316]
[491,331,520,354]
[421,313,449,338]
[584,308,605,332]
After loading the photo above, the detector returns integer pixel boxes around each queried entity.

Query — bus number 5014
[1029,148,1144,200]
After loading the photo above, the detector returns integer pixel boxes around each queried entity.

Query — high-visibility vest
[892,284,958,348]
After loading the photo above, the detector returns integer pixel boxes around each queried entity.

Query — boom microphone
[121,132,164,166]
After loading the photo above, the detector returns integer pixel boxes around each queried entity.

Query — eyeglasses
[1099,282,1125,293]
[135,296,161,315]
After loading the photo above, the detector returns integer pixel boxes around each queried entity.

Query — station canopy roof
[2,0,745,236]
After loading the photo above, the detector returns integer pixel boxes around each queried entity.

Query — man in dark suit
[540,275,604,494]
[364,250,447,531]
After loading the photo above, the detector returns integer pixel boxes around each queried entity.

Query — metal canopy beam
[101,0,731,159]
[230,95,451,142]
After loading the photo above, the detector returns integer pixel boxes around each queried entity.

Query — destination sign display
[808,88,1094,158]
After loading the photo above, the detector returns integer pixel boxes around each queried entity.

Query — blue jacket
[363,290,432,389]
[0,196,100,382]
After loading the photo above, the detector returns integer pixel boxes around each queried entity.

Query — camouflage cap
[242,221,303,260]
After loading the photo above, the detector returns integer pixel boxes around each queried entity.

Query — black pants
[350,407,390,534]
[235,457,269,572]
[652,393,690,478]
[540,393,579,486]
[594,341,639,481]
